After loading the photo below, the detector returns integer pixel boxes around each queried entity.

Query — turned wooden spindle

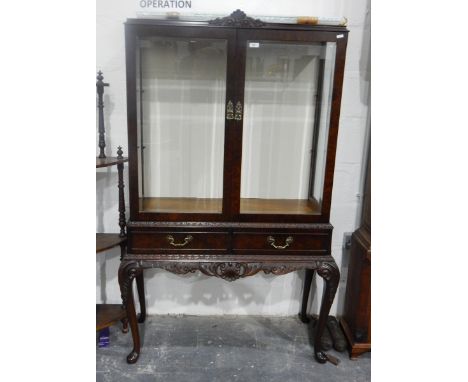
[96,71,109,159]
[117,145,124,160]
[117,146,126,237]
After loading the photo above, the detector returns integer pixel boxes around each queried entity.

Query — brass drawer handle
[267,236,294,249]
[166,235,193,247]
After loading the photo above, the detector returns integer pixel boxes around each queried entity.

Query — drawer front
[232,232,328,254]
[130,231,229,253]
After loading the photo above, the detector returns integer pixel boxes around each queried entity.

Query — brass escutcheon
[226,100,234,120]
[234,101,243,121]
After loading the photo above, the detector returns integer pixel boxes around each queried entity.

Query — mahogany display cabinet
[119,10,349,365]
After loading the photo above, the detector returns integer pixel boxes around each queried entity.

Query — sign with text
[138,0,192,10]
[135,1,264,16]
[136,0,228,18]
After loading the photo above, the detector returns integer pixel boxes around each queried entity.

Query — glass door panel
[240,40,336,215]
[137,36,228,213]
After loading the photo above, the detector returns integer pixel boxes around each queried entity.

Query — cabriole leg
[300,269,314,323]
[121,318,129,333]
[314,261,340,364]
[136,273,146,323]
[119,261,141,364]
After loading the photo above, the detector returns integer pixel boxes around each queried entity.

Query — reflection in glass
[240,41,336,214]
[137,37,227,213]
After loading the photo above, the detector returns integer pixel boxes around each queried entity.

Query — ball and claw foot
[137,313,146,324]
[315,351,328,364]
[126,350,139,364]
[299,312,310,324]
[315,351,340,365]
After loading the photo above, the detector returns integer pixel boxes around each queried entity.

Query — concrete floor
[96,315,370,382]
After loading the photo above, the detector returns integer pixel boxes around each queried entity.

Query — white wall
[96,0,370,316]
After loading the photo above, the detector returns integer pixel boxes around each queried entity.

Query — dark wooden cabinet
[341,146,371,359]
[119,10,349,365]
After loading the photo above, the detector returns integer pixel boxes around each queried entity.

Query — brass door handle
[226,100,234,120]
[166,235,193,247]
[267,236,294,249]
[226,101,243,121]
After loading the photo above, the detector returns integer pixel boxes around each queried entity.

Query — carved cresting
[200,262,258,281]
[209,9,265,27]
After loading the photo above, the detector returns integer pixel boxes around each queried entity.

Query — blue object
[98,327,110,348]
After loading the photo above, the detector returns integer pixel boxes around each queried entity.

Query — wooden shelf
[140,197,222,213]
[96,304,126,331]
[96,233,126,253]
[96,156,128,168]
[139,197,320,215]
[240,198,320,215]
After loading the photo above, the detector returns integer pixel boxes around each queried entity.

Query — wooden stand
[96,151,131,333]
[95,72,146,333]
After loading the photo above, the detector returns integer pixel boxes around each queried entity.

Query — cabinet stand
[119,255,339,364]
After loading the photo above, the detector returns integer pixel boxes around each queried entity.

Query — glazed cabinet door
[126,25,237,221]
[232,29,347,222]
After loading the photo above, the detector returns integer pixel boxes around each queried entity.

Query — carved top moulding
[125,253,334,263]
[127,221,333,230]
[133,9,348,27]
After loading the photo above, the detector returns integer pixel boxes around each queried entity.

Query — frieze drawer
[130,232,229,253]
[232,232,329,254]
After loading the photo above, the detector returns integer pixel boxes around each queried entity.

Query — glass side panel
[137,37,227,213]
[240,41,336,215]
